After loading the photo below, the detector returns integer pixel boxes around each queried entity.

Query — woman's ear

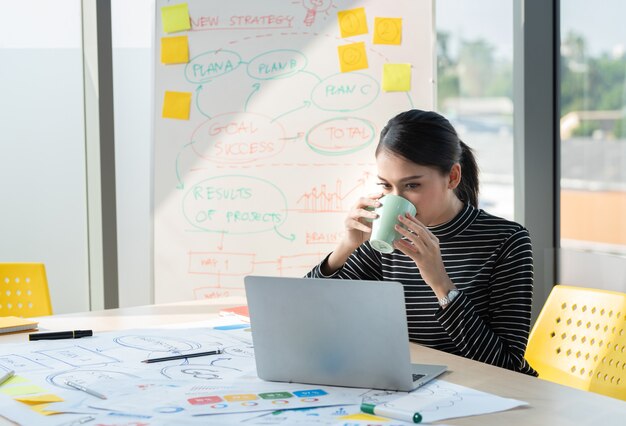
[448,163,462,189]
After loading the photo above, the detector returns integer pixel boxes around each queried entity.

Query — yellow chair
[525,285,626,401]
[0,263,53,317]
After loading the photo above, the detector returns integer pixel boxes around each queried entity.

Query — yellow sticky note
[338,42,369,73]
[14,394,64,404]
[161,3,191,33]
[161,36,189,64]
[15,394,63,415]
[0,384,47,396]
[339,413,390,421]
[0,375,27,385]
[382,63,412,91]
[338,7,368,38]
[30,404,61,415]
[374,17,402,45]
[162,91,192,120]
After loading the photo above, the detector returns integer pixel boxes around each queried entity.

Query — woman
[307,109,537,375]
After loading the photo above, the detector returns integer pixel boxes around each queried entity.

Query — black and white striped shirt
[307,204,537,376]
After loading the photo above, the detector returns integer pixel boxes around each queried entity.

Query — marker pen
[29,330,93,341]
[361,402,423,423]
[64,380,107,399]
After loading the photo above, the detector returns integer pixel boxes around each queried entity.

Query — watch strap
[438,289,460,307]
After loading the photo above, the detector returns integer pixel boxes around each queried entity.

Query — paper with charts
[0,325,364,425]
[0,324,527,425]
[153,0,434,303]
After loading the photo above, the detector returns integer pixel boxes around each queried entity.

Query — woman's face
[375,149,461,226]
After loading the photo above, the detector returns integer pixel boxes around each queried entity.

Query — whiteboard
[154,0,434,302]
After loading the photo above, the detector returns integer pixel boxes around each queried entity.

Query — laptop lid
[244,275,445,391]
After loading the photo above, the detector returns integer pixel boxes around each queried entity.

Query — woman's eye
[406,183,420,189]
[376,182,391,189]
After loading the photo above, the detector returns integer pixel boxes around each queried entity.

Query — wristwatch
[438,289,460,308]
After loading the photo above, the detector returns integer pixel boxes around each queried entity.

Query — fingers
[347,218,372,234]
[393,238,419,260]
[346,195,381,233]
[351,195,382,222]
[394,222,426,251]
[358,194,383,208]
[398,213,438,243]
[354,203,380,221]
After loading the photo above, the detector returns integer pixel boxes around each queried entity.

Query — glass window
[560,0,626,256]
[436,0,514,219]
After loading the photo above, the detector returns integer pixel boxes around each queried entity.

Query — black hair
[376,109,479,208]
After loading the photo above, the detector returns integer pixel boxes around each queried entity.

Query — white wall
[0,0,157,312]
[0,0,90,314]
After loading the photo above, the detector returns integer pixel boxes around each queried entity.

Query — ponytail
[455,141,479,208]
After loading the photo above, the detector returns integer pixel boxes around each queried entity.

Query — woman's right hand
[341,193,383,251]
[322,193,383,275]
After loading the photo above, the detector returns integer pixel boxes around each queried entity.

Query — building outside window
[560,0,626,259]
[436,0,515,220]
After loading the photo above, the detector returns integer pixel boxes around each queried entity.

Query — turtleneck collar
[427,203,479,241]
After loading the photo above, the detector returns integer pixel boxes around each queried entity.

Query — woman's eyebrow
[399,175,424,182]
[376,175,424,182]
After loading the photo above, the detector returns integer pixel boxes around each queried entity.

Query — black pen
[141,349,222,363]
[29,330,93,341]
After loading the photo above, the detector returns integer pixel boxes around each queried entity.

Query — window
[560,0,626,291]
[436,0,514,219]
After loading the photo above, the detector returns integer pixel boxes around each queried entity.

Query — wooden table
[2,298,624,425]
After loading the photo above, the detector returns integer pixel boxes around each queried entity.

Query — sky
[560,0,626,57]
[437,0,626,60]
[436,0,513,60]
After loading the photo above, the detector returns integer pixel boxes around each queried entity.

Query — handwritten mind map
[155,0,433,302]
[0,325,525,424]
[0,326,368,424]
[0,328,253,395]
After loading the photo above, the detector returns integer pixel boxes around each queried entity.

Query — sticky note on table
[338,7,368,37]
[161,36,189,64]
[14,394,64,404]
[162,91,192,120]
[28,404,61,416]
[15,393,64,415]
[0,375,27,385]
[374,17,402,45]
[382,63,411,91]
[338,42,369,72]
[161,3,191,33]
[339,413,390,421]
[0,384,47,396]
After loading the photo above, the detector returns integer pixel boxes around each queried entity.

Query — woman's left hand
[393,213,455,298]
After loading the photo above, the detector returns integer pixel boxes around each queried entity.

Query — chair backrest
[525,285,626,401]
[0,263,52,317]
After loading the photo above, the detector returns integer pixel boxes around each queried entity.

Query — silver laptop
[244,275,446,391]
